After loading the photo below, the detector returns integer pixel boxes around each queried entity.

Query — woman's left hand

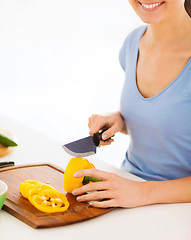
[72,168,150,208]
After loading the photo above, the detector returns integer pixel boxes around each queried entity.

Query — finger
[76,190,111,202]
[74,168,111,181]
[88,115,100,135]
[89,116,109,136]
[88,117,92,130]
[72,181,109,196]
[88,115,95,135]
[88,115,95,132]
[101,125,118,141]
[89,199,117,208]
[99,139,114,147]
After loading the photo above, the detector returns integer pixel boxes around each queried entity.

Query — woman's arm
[148,176,191,204]
[72,168,191,208]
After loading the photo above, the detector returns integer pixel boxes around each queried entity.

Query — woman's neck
[145,10,191,49]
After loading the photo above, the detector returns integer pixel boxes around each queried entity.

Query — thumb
[101,126,117,141]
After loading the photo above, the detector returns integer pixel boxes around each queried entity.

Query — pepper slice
[19,180,69,213]
[19,180,54,199]
[64,157,100,193]
[28,188,69,213]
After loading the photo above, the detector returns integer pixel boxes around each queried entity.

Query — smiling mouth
[138,1,165,10]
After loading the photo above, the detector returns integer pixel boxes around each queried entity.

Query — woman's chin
[140,18,161,25]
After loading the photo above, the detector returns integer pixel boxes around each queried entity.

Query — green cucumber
[0,133,18,147]
[82,176,100,185]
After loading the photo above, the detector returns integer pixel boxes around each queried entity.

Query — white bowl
[0,180,8,210]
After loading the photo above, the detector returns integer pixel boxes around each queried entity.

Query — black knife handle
[92,133,101,146]
[0,161,15,168]
[93,130,114,146]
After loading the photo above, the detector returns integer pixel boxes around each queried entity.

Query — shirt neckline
[134,26,191,101]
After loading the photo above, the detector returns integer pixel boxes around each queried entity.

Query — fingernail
[72,189,77,195]
[76,196,81,201]
[73,172,78,177]
[102,134,108,140]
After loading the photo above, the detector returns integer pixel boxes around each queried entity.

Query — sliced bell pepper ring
[19,180,70,213]
[25,183,54,199]
[64,157,100,193]
[28,188,69,213]
[19,181,42,198]
[19,180,55,199]
[19,182,30,198]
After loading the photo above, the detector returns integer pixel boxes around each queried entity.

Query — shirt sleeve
[119,34,131,71]
[119,26,147,72]
[119,40,127,71]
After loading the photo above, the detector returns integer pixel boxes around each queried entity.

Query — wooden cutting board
[0,163,113,228]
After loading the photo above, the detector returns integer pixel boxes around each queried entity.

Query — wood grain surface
[0,163,113,228]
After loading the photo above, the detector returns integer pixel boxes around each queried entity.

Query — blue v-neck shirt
[120,26,191,181]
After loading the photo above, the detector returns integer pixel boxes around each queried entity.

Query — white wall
[0,0,142,168]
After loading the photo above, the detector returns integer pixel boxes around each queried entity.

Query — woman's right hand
[88,111,127,146]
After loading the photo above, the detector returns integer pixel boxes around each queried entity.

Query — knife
[62,132,110,157]
[0,161,15,168]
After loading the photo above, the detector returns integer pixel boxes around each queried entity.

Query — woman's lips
[138,1,165,11]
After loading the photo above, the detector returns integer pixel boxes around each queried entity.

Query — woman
[72,0,191,208]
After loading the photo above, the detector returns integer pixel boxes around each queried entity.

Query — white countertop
[0,115,191,240]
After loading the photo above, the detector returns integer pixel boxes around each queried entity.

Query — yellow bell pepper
[28,188,69,213]
[64,157,100,193]
[19,180,55,199]
[19,180,69,213]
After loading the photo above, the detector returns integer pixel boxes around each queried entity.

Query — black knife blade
[62,133,101,157]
